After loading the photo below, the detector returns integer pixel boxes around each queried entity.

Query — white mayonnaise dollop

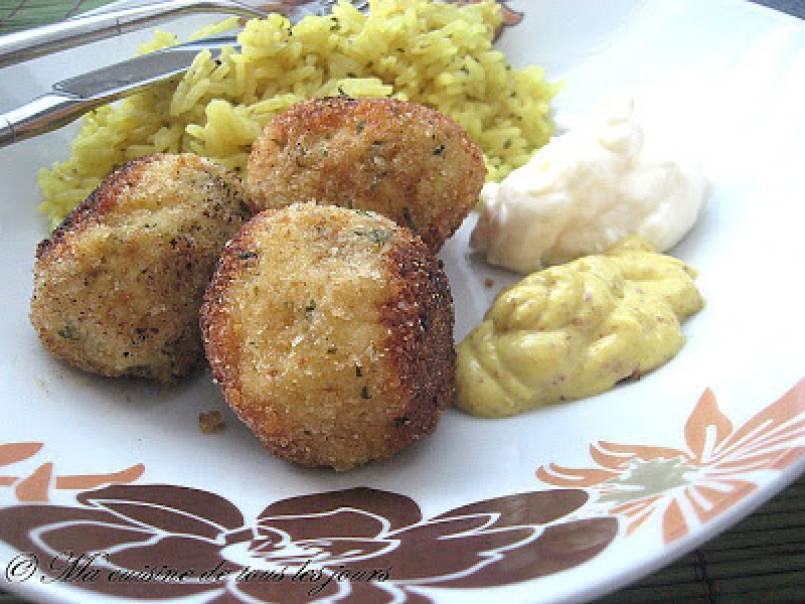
[472,98,707,274]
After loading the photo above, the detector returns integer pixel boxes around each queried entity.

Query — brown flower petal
[78,484,244,539]
[42,522,154,557]
[200,589,238,604]
[377,522,536,582]
[435,517,618,588]
[251,536,396,566]
[391,513,492,537]
[0,504,151,554]
[336,579,412,604]
[0,504,214,599]
[105,534,234,576]
[434,489,588,526]
[232,567,346,603]
[258,488,421,532]
[1,482,617,601]
[258,509,388,542]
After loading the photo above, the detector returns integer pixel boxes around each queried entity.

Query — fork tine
[322,0,371,12]
[350,0,371,11]
[310,0,370,18]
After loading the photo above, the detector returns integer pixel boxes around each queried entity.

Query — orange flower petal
[0,442,43,467]
[685,389,733,462]
[626,507,656,536]
[718,379,805,457]
[687,479,755,524]
[55,463,145,490]
[738,420,805,451]
[589,443,632,469]
[597,440,686,462]
[0,477,16,486]
[610,496,661,516]
[536,464,619,487]
[707,421,804,468]
[15,462,53,502]
[662,499,689,543]
[769,446,805,470]
[708,448,801,472]
[713,422,804,468]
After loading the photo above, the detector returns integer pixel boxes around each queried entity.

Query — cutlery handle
[0,94,92,148]
[0,0,262,68]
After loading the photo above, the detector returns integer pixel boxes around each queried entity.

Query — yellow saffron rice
[38,0,556,228]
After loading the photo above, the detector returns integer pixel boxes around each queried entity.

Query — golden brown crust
[200,203,455,470]
[30,153,249,382]
[36,155,159,263]
[246,97,485,251]
[377,245,455,441]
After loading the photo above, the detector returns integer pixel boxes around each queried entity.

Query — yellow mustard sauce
[456,236,704,417]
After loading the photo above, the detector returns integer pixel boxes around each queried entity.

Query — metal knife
[0,0,369,148]
[0,35,239,148]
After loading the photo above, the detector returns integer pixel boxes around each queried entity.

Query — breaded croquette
[200,203,455,470]
[246,97,485,251]
[30,153,249,382]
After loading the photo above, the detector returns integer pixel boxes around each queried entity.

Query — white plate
[0,1,803,603]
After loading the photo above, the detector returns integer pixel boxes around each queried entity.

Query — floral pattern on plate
[0,441,143,502]
[536,380,805,543]
[0,484,616,602]
[0,381,802,601]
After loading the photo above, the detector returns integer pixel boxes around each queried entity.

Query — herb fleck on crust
[31,153,249,382]
[247,97,485,251]
[200,203,455,470]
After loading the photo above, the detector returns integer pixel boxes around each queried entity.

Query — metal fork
[0,0,370,147]
[0,0,370,68]
[0,0,265,68]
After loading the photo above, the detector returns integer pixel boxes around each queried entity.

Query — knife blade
[0,35,238,148]
[58,37,238,99]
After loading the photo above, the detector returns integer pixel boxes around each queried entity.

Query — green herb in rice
[37,0,555,229]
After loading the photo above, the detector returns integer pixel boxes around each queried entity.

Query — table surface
[0,1,803,603]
